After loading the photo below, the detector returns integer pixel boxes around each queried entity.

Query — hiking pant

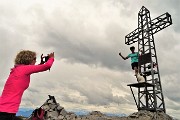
[0,112,22,120]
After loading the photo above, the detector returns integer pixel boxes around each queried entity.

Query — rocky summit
[26,95,174,120]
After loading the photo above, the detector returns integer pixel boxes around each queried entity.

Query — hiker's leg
[134,66,138,76]
[132,62,139,76]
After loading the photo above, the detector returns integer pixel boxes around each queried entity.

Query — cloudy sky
[0,0,180,118]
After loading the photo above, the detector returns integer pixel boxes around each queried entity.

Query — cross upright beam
[126,6,172,113]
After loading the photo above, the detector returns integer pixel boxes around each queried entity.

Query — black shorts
[131,62,138,70]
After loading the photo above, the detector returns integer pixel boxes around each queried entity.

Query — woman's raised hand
[48,52,55,58]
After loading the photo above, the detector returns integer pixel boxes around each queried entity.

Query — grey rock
[60,109,67,116]
[27,96,174,120]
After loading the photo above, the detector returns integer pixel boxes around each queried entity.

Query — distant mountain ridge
[16,108,34,117]
[16,108,127,118]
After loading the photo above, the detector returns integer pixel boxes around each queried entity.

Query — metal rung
[146,78,158,83]
[155,90,161,94]
[142,70,158,76]
[127,82,154,88]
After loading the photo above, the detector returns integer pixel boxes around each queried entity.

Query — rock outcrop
[27,95,174,120]
[127,110,173,120]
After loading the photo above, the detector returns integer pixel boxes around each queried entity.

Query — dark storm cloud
[28,3,132,72]
[31,0,180,74]
[41,29,129,70]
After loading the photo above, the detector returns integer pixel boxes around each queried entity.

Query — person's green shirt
[128,52,138,63]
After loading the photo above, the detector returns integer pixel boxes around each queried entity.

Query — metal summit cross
[126,6,172,112]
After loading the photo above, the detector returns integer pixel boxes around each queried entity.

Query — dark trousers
[0,112,22,120]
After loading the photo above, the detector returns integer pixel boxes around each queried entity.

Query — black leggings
[0,112,22,120]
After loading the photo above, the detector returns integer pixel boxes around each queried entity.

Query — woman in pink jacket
[0,50,54,120]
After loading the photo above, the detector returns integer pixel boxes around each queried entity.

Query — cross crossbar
[125,12,172,45]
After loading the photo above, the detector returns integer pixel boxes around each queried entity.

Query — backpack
[31,107,45,120]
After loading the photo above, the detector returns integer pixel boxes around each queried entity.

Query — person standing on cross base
[0,50,55,120]
[119,46,139,76]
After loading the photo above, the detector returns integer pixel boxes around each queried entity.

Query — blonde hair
[15,50,36,65]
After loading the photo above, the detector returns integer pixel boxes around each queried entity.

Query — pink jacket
[0,58,54,113]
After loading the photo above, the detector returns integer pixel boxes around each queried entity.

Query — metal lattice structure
[126,6,172,112]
